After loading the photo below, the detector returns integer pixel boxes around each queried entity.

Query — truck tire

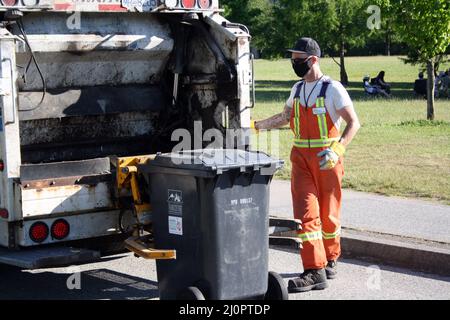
[177,286,206,300]
[264,271,289,300]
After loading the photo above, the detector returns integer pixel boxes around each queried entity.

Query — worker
[251,37,360,292]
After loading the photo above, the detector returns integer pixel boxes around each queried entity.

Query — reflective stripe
[316,97,328,140]
[293,137,339,148]
[293,98,300,138]
[317,114,327,139]
[296,99,300,138]
[322,227,341,240]
[316,97,325,108]
[298,231,323,242]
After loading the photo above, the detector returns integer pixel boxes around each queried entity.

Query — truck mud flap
[0,246,101,269]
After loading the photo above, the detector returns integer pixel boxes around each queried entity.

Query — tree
[254,0,367,85]
[326,0,368,85]
[366,2,399,56]
[221,0,259,26]
[220,0,263,43]
[377,0,450,120]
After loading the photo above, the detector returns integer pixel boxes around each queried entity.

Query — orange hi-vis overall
[289,80,344,270]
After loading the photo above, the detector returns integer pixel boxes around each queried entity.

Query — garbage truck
[0,0,301,298]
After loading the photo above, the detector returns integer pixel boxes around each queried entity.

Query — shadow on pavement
[0,264,159,300]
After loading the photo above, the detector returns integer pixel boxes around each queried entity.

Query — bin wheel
[178,286,206,300]
[264,271,289,300]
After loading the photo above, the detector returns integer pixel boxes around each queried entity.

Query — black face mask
[292,58,311,78]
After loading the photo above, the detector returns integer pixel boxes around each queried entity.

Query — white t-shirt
[285,76,353,130]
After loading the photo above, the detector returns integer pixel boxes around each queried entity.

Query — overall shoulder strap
[318,80,331,98]
[294,81,304,98]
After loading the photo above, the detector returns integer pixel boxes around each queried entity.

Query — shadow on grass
[255,80,433,102]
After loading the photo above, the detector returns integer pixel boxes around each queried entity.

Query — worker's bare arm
[254,106,291,130]
[336,105,360,147]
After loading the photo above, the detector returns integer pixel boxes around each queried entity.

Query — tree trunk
[426,59,435,120]
[339,39,349,86]
[385,30,391,56]
[385,21,391,56]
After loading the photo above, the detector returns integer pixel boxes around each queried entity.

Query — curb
[341,229,450,277]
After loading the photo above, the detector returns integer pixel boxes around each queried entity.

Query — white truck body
[0,0,252,267]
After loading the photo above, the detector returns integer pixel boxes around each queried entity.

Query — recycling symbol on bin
[168,190,183,203]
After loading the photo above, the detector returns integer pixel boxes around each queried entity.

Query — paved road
[270,180,450,243]
[1,249,449,300]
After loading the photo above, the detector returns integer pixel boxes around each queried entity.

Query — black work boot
[288,269,328,293]
[325,260,337,279]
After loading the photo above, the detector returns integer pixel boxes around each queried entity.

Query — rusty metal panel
[21,182,114,217]
[17,51,170,90]
[20,158,111,181]
[18,85,164,121]
[21,174,111,189]
[19,111,157,163]
[13,12,173,90]
[20,112,156,146]
[16,34,171,53]
[13,12,172,51]
[21,137,157,163]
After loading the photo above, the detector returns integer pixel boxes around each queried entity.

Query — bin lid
[139,149,283,176]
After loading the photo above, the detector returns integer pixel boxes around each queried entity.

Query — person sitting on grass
[371,71,391,95]
[363,75,390,98]
[437,70,449,98]
[414,72,427,98]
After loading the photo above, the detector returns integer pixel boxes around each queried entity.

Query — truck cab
[0,0,253,267]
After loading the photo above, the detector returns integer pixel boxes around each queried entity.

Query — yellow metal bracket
[125,235,176,260]
[116,155,156,214]
[117,155,155,192]
[116,155,174,259]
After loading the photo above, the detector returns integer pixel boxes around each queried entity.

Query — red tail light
[29,222,49,243]
[0,209,8,219]
[181,0,195,8]
[1,0,18,6]
[51,219,70,240]
[0,160,4,172]
[198,0,211,9]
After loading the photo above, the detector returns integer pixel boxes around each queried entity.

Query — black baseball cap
[288,37,321,57]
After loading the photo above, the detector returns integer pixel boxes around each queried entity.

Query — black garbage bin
[138,149,287,300]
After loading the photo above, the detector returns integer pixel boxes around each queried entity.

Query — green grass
[251,56,450,204]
